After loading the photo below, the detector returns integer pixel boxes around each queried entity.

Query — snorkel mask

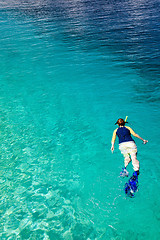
[115,116,128,126]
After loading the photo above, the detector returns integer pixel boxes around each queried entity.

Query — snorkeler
[111,118,148,176]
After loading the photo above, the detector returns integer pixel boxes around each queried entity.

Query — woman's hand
[111,145,114,153]
[143,140,148,144]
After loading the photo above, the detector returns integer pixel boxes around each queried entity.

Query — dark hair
[115,118,126,126]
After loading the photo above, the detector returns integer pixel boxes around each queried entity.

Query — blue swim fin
[124,171,139,197]
[120,168,129,177]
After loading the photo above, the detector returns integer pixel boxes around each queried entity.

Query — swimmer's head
[115,118,126,126]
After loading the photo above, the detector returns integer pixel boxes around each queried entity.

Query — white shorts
[119,141,137,155]
[119,141,139,171]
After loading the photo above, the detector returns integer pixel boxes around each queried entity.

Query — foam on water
[0,0,160,239]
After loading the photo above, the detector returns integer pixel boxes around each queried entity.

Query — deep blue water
[0,0,160,239]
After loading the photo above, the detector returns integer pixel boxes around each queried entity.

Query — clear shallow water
[0,0,160,239]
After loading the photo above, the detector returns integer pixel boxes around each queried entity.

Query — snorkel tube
[125,116,128,123]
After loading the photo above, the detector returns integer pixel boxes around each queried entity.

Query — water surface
[0,0,160,239]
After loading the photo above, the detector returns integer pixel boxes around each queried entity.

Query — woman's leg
[130,152,139,171]
[124,153,132,168]
[124,141,139,172]
[119,143,131,168]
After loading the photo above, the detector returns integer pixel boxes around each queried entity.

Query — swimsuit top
[116,126,134,144]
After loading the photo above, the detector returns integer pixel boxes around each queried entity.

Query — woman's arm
[126,126,148,144]
[111,129,117,152]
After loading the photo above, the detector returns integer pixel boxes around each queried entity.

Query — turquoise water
[0,0,160,239]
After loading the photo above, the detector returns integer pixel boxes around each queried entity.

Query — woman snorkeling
[111,118,148,176]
